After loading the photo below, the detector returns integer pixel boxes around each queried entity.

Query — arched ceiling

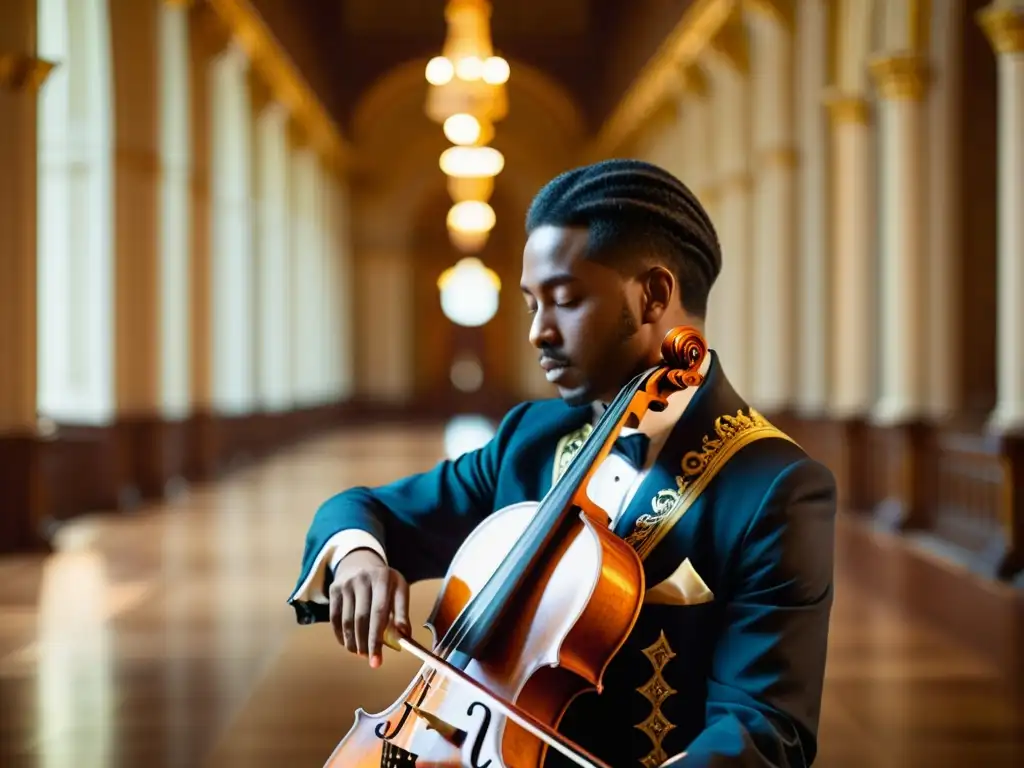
[249,0,696,136]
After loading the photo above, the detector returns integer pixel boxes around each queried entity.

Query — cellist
[288,159,837,768]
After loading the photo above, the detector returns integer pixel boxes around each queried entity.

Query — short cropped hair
[525,159,721,317]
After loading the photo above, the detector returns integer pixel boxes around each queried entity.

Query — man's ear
[641,266,675,323]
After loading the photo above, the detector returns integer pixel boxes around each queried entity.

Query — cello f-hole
[467,700,494,768]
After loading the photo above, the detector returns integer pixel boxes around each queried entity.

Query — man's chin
[556,384,593,408]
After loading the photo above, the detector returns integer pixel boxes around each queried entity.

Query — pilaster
[978,3,1024,435]
[0,0,50,551]
[869,52,930,425]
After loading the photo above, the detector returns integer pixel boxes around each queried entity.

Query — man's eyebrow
[520,273,578,293]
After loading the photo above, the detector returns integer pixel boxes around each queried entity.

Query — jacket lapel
[612,351,748,562]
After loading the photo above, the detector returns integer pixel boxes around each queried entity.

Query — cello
[327,326,709,768]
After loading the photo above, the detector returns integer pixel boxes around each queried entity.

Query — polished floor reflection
[1,424,1022,767]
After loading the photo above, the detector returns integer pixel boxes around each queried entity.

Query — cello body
[325,327,709,768]
[326,499,646,768]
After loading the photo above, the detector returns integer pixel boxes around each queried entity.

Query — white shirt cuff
[289,530,388,604]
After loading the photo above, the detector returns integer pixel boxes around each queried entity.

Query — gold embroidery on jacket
[625,407,796,560]
[552,423,592,485]
[636,630,678,768]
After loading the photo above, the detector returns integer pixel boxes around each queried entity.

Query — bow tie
[611,432,650,468]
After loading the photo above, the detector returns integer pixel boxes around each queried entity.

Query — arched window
[37,0,114,424]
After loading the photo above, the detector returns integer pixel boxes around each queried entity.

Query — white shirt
[290,353,711,604]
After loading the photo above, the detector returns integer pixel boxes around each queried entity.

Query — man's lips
[539,357,570,372]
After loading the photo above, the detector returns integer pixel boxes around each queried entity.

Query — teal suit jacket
[288,352,837,767]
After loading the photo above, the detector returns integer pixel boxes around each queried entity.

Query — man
[288,159,837,767]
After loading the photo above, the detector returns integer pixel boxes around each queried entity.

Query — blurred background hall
[1,0,1023,765]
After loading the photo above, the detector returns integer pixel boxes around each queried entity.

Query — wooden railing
[768,413,1022,581]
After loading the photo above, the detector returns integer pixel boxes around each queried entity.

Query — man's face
[520,225,648,406]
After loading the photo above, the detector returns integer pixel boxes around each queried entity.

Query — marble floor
[1,424,1022,767]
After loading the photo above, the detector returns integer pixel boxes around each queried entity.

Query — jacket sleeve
[678,457,837,767]
[287,400,534,625]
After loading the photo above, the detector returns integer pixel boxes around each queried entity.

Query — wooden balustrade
[774,411,1024,582]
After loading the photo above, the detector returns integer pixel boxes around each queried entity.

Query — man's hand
[329,548,410,668]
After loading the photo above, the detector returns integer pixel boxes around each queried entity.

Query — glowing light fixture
[481,56,510,84]
[439,146,504,178]
[424,0,508,125]
[425,56,454,85]
[447,200,496,234]
[442,113,494,146]
[437,257,501,327]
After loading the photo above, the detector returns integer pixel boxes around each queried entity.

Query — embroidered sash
[552,407,796,562]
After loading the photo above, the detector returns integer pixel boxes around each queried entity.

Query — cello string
[428,369,647,666]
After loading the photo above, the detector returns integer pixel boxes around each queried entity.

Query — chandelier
[425,0,508,255]
[427,0,508,329]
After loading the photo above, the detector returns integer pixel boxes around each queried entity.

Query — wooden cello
[327,327,709,768]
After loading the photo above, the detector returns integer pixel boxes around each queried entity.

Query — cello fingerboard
[381,741,419,767]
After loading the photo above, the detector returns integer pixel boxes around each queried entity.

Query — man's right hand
[328,548,410,669]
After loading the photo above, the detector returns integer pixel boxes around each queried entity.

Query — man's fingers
[367,573,395,667]
[393,574,411,634]
[340,582,357,653]
[353,579,371,656]
[329,584,345,647]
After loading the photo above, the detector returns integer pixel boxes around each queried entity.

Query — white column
[826,95,876,417]
[209,44,256,415]
[158,1,192,420]
[980,4,1024,434]
[290,147,321,406]
[679,69,712,203]
[36,0,115,425]
[255,103,291,412]
[795,0,830,415]
[703,51,752,396]
[869,53,929,424]
[750,12,796,412]
[334,177,355,399]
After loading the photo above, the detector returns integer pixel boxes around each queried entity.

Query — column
[209,43,256,415]
[36,0,115,425]
[678,66,714,225]
[926,0,961,419]
[255,101,292,412]
[825,94,875,417]
[289,144,319,407]
[0,0,48,551]
[795,0,830,415]
[158,0,192,421]
[334,175,356,400]
[749,11,797,413]
[868,53,929,424]
[702,19,753,396]
[110,0,161,421]
[979,3,1024,434]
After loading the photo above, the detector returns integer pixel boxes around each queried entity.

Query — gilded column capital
[977,4,1024,54]
[758,145,799,171]
[744,0,795,31]
[868,52,929,100]
[0,53,57,93]
[822,89,871,125]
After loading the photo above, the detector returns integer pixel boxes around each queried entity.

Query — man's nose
[529,308,559,349]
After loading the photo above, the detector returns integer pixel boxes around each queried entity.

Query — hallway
[1,424,1022,768]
